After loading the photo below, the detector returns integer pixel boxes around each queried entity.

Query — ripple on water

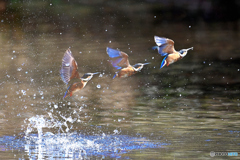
[0,133,168,159]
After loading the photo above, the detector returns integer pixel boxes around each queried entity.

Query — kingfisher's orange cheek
[70,92,72,97]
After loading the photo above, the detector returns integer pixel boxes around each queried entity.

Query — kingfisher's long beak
[92,72,100,75]
[143,62,150,65]
[186,47,193,51]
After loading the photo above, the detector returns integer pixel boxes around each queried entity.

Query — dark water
[0,1,240,159]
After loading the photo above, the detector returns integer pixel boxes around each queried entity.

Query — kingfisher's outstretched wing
[106,47,130,69]
[153,36,176,56]
[60,48,80,84]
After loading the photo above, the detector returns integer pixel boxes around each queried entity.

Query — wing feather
[60,49,80,84]
[154,36,176,56]
[106,47,130,69]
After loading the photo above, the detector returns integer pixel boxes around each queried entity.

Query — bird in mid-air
[60,48,99,99]
[152,36,193,69]
[106,47,149,79]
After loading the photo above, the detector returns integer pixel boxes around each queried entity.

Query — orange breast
[166,53,182,65]
[118,66,135,78]
[69,81,85,94]
[64,80,86,98]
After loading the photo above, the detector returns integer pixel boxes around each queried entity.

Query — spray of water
[20,114,166,159]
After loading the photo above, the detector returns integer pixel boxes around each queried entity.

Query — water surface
[0,1,239,159]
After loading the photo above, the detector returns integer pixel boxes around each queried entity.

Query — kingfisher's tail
[113,72,118,79]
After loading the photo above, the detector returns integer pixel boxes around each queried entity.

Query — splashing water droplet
[21,90,26,95]
[113,129,120,134]
[97,84,101,89]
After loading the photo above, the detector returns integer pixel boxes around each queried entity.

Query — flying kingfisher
[106,47,149,79]
[60,48,99,99]
[152,36,193,69]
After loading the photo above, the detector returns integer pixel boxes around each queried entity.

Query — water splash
[1,115,167,159]
[1,133,166,159]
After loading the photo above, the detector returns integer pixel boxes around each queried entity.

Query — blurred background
[0,0,239,159]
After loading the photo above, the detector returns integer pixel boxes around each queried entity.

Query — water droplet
[12,50,15,53]
[189,25,191,28]
[97,84,101,89]
[21,90,26,95]
[65,63,70,67]
[99,74,103,77]
[152,57,154,59]
[109,40,111,43]
[17,67,22,71]
[154,16,156,18]
[113,129,119,134]
[105,29,107,32]
[39,91,43,95]
[54,105,58,109]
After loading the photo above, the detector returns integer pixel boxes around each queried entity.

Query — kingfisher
[152,36,193,69]
[60,48,99,99]
[106,47,149,79]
